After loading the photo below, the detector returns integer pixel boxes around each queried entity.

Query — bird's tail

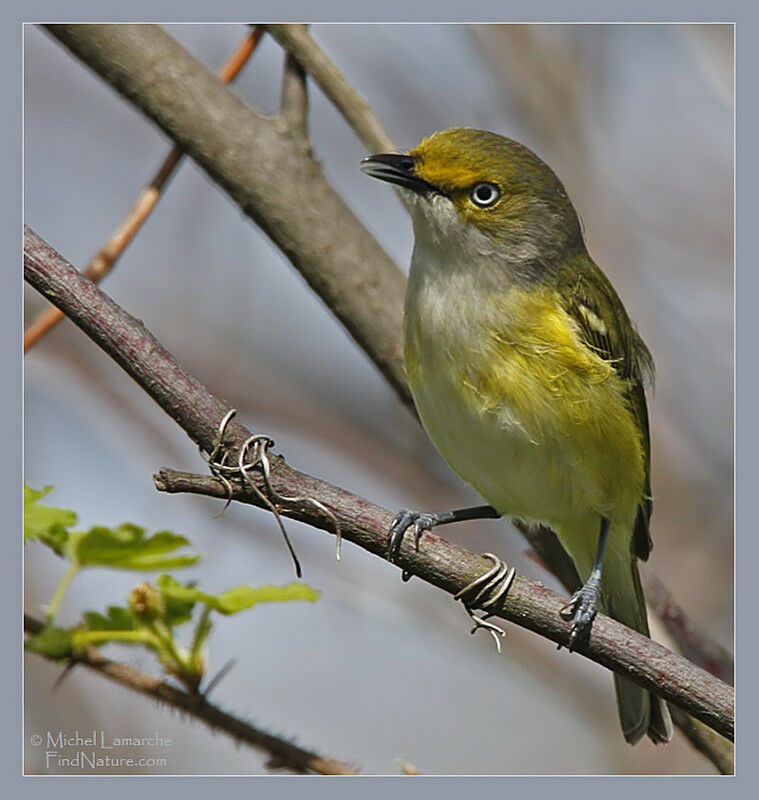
[601,543,673,744]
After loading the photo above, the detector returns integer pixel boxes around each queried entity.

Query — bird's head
[361,128,583,264]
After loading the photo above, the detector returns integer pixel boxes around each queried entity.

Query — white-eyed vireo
[361,128,672,745]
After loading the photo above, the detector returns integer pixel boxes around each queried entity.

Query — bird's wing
[557,254,655,560]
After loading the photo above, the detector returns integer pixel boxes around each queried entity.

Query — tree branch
[24,615,356,774]
[24,26,264,353]
[33,24,734,769]
[642,571,734,686]
[264,24,396,153]
[43,23,411,407]
[279,33,309,133]
[23,227,734,744]
[668,706,733,775]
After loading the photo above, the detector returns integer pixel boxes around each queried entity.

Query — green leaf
[83,605,136,631]
[67,524,200,571]
[71,628,158,650]
[24,485,49,503]
[163,591,197,627]
[157,575,319,616]
[25,626,73,659]
[76,604,162,650]
[213,583,320,614]
[24,484,76,555]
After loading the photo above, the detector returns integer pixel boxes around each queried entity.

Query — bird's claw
[387,509,437,563]
[560,580,601,651]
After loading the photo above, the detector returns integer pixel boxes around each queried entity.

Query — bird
[360,128,673,745]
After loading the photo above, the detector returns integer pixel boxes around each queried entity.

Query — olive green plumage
[365,128,673,744]
[556,250,655,562]
[554,251,669,743]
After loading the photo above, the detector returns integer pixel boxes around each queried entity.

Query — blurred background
[23,24,733,774]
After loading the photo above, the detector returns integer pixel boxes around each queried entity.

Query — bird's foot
[560,578,601,651]
[387,509,439,563]
[454,553,516,653]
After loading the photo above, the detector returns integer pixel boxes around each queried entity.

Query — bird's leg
[560,517,610,651]
[386,505,501,562]
[388,507,513,652]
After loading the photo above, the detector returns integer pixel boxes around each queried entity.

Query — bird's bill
[360,153,436,195]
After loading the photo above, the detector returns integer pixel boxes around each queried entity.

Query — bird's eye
[469,182,501,208]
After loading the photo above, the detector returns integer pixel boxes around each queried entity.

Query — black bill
[360,153,437,195]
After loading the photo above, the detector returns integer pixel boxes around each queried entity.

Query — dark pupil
[475,185,494,203]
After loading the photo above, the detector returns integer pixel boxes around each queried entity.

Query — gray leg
[560,517,609,651]
[387,505,501,562]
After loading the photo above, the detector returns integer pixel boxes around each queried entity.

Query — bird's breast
[403,272,645,528]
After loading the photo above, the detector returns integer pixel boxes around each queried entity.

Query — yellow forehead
[411,159,481,192]
[409,131,490,192]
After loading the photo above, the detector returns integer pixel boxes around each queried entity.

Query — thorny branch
[24,227,734,746]
[24,615,356,775]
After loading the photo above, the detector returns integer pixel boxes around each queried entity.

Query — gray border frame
[7,1,750,796]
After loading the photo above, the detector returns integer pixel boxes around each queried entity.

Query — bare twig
[23,26,264,353]
[280,48,309,132]
[23,227,735,743]
[265,24,395,153]
[642,571,734,686]
[668,705,733,775]
[24,615,356,775]
[154,468,737,749]
[216,26,263,84]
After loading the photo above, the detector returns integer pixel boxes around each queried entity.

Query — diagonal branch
[23,226,734,744]
[264,24,396,153]
[668,706,733,775]
[24,26,264,353]
[44,23,411,406]
[280,37,309,133]
[24,615,356,774]
[642,571,733,686]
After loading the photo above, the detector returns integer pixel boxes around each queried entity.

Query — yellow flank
[405,284,645,580]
